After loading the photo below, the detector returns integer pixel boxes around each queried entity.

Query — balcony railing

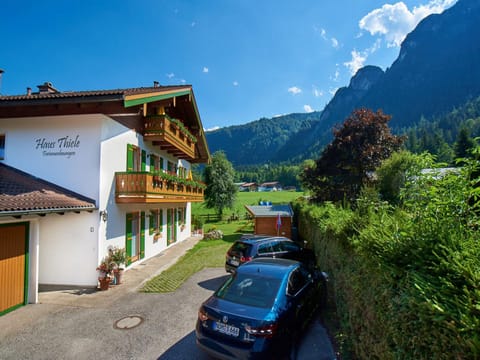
[143,114,196,159]
[115,172,205,204]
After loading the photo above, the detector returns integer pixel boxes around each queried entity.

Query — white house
[0,82,210,314]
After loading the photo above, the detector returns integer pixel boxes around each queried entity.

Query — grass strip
[141,239,231,293]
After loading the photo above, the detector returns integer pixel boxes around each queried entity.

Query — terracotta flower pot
[98,277,111,291]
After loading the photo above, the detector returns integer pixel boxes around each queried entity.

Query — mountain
[206,0,480,166]
[205,112,321,166]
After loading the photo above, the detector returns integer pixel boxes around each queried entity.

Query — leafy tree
[301,108,404,203]
[203,151,237,216]
[376,151,434,205]
[454,126,475,160]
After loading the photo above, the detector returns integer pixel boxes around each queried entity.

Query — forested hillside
[205,112,321,166]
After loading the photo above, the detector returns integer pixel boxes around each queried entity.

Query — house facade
[0,82,210,314]
[258,181,282,192]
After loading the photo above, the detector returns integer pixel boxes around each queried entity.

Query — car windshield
[215,273,281,309]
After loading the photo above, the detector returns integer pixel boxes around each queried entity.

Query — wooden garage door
[0,223,28,314]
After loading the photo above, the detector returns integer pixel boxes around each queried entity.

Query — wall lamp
[100,210,108,222]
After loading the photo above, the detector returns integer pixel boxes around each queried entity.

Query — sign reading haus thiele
[35,135,80,158]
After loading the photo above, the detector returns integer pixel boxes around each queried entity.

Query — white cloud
[316,26,340,49]
[205,126,220,132]
[203,67,209,73]
[330,67,340,82]
[288,86,302,95]
[331,37,339,49]
[320,28,327,40]
[304,105,314,113]
[233,81,239,86]
[359,0,457,47]
[166,73,175,79]
[344,50,367,75]
[312,86,324,97]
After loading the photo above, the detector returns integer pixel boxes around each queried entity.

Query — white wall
[1,114,103,201]
[39,212,98,286]
[1,113,195,287]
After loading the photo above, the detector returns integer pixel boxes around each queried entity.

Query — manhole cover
[114,315,144,330]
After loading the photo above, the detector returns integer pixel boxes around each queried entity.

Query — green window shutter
[125,213,133,265]
[159,209,163,227]
[141,150,146,171]
[160,157,164,170]
[140,212,145,259]
[127,144,134,172]
[149,154,155,172]
[149,211,155,235]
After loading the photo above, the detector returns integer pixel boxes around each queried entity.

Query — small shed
[244,204,293,238]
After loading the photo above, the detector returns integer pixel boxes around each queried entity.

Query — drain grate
[114,315,144,330]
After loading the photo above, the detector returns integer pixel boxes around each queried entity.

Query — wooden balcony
[115,172,205,204]
[143,115,196,160]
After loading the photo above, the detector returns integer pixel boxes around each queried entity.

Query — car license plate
[213,321,240,337]
[230,259,239,266]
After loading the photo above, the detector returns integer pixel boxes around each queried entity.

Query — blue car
[196,258,327,360]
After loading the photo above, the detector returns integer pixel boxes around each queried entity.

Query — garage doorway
[0,222,29,315]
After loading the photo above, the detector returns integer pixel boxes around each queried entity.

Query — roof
[244,204,293,217]
[238,234,290,243]
[0,163,97,217]
[0,85,191,103]
[239,258,299,278]
[0,83,210,164]
[260,182,281,187]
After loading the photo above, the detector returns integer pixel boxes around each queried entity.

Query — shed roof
[0,163,97,217]
[244,204,293,217]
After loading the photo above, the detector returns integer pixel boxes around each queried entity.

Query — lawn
[141,191,304,293]
[192,190,305,219]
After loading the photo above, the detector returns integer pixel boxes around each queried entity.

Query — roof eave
[0,206,98,218]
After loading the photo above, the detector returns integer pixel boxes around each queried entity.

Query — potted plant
[96,256,115,290]
[109,247,127,285]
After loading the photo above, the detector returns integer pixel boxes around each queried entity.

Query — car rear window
[215,273,281,308]
[229,241,251,256]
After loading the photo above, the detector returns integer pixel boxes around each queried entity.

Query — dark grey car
[225,235,316,273]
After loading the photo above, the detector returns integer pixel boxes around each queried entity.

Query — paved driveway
[0,268,225,360]
[0,266,336,360]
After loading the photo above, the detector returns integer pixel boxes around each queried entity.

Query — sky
[0,0,457,131]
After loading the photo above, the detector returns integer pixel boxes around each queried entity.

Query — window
[287,268,309,296]
[149,154,164,173]
[126,144,146,172]
[280,241,300,252]
[257,242,274,255]
[215,273,281,309]
[149,209,163,239]
[167,161,176,175]
[0,135,5,160]
[178,207,186,225]
[126,212,145,264]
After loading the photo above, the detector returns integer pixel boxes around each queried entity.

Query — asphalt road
[0,266,336,360]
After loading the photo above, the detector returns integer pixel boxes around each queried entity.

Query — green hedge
[294,166,480,359]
